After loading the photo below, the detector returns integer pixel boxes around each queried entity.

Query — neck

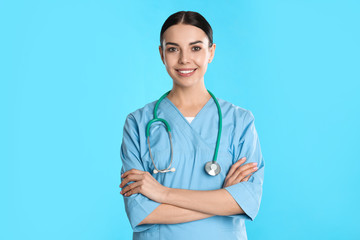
[167,83,211,107]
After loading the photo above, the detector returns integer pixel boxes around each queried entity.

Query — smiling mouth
[176,68,197,74]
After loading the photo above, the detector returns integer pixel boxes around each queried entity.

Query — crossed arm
[140,203,215,225]
[138,189,242,225]
[120,157,258,225]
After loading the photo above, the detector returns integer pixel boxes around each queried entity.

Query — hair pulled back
[160,11,213,50]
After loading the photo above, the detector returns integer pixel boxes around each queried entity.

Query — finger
[121,181,142,195]
[121,169,144,179]
[234,166,258,182]
[228,162,256,182]
[226,157,246,179]
[241,174,252,182]
[239,161,257,170]
[120,174,143,188]
[124,186,142,197]
[121,181,140,195]
[224,163,257,187]
[120,174,144,188]
[234,162,258,176]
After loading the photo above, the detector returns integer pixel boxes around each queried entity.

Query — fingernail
[253,167,258,170]
[252,162,257,166]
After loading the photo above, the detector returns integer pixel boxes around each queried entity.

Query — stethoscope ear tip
[170,168,176,172]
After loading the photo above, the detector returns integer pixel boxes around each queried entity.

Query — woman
[119,11,264,240]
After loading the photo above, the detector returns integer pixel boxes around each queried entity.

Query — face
[159,24,216,88]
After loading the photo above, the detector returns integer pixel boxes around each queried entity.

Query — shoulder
[124,99,158,126]
[217,97,255,122]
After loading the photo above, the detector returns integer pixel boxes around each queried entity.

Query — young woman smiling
[120,11,264,240]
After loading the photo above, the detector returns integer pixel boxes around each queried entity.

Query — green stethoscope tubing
[146,89,222,174]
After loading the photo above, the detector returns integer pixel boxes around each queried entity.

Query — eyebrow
[165,40,204,46]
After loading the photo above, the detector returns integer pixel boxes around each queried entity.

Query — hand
[222,157,258,188]
[119,169,169,203]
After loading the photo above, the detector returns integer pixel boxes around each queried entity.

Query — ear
[159,45,165,64]
[208,43,216,63]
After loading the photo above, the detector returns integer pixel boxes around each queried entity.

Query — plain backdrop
[1,0,360,239]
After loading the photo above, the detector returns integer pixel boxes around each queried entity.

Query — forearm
[163,188,245,216]
[139,203,214,225]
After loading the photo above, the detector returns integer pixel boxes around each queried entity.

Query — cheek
[164,53,178,66]
[194,53,209,67]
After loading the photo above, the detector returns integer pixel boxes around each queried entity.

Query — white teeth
[179,69,195,74]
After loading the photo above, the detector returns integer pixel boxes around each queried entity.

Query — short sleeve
[120,113,161,232]
[224,110,265,221]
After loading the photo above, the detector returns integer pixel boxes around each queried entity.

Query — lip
[176,68,197,77]
[177,68,196,71]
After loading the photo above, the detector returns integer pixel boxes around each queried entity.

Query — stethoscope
[146,89,222,176]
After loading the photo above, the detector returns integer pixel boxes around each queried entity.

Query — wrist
[161,186,171,203]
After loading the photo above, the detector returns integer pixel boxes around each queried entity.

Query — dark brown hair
[160,11,213,50]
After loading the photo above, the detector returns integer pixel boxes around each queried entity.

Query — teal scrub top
[120,96,265,240]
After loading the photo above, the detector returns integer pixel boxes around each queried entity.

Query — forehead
[162,24,208,44]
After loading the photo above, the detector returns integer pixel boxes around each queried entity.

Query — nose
[178,50,190,64]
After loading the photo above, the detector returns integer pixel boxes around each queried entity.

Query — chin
[172,79,201,89]
[168,70,203,88]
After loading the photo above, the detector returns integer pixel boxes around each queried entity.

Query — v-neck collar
[157,95,220,152]
[163,96,214,127]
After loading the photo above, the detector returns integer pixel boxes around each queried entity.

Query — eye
[167,47,177,52]
[192,46,202,51]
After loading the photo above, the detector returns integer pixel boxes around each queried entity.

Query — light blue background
[1,0,359,239]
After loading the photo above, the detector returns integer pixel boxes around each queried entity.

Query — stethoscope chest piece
[205,161,221,176]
